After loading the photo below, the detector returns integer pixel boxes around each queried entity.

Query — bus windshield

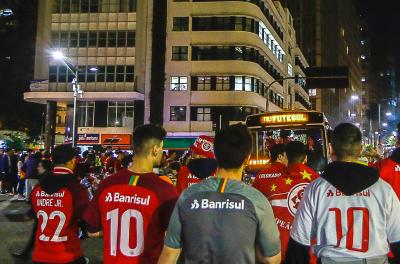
[252,126,327,172]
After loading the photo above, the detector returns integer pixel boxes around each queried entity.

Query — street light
[351,95,359,100]
[386,112,392,116]
[52,51,82,148]
[382,123,388,127]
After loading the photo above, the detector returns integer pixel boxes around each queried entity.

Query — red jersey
[83,169,178,264]
[253,163,318,261]
[375,157,400,198]
[114,159,123,173]
[176,166,202,194]
[252,162,287,196]
[30,167,89,263]
[105,156,115,173]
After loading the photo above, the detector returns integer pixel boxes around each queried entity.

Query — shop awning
[163,137,196,150]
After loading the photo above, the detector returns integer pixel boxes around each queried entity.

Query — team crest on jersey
[395,165,400,172]
[287,183,308,216]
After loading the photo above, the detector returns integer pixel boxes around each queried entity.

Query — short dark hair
[52,144,75,164]
[286,141,307,164]
[39,159,54,172]
[132,124,167,155]
[270,144,286,162]
[332,123,362,160]
[214,124,252,169]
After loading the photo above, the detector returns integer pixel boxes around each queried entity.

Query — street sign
[30,80,49,91]
[305,67,349,89]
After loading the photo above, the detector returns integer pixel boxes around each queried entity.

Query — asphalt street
[0,195,104,264]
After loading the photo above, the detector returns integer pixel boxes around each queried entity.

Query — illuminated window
[108,102,134,127]
[196,76,212,91]
[170,76,188,91]
[216,76,230,90]
[196,108,211,121]
[78,102,95,127]
[309,89,317,97]
[288,64,293,76]
[235,76,243,91]
[244,77,252,91]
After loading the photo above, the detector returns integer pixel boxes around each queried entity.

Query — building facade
[282,0,366,127]
[163,0,310,137]
[25,0,310,148]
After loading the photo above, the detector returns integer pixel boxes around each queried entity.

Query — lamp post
[52,51,84,147]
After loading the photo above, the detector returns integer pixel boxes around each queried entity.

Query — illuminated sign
[260,113,309,125]
[248,159,269,166]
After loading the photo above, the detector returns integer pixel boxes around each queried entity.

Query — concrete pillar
[44,101,56,151]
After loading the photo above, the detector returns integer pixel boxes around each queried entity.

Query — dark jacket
[1,154,18,177]
[21,155,40,179]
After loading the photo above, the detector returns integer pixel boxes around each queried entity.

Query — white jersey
[291,177,400,260]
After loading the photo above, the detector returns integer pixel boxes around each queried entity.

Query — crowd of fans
[3,122,400,264]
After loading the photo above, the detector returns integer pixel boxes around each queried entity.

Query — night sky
[356,0,400,71]
[0,0,399,136]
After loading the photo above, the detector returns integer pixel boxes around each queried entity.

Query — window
[97,66,105,82]
[98,32,107,47]
[58,66,67,82]
[196,107,211,121]
[69,32,78,47]
[197,76,211,91]
[87,67,96,82]
[107,32,116,47]
[78,102,95,127]
[81,0,89,12]
[60,32,69,47]
[170,106,186,121]
[244,77,252,91]
[216,76,230,90]
[116,66,125,82]
[70,0,80,12]
[51,32,60,47]
[173,17,189,31]
[119,0,136,12]
[170,76,188,91]
[288,64,293,77]
[49,66,58,82]
[235,76,243,91]
[90,0,99,12]
[125,66,134,82]
[309,89,317,97]
[89,32,97,46]
[107,101,134,127]
[79,32,88,47]
[172,46,188,61]
[117,31,126,47]
[127,31,135,46]
[106,66,115,82]
[61,0,70,13]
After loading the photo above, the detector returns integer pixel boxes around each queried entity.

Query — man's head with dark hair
[132,124,167,167]
[269,144,287,165]
[52,144,76,170]
[214,124,252,170]
[331,123,362,161]
[286,141,307,165]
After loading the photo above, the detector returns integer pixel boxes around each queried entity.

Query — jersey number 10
[329,207,369,252]
[106,208,144,257]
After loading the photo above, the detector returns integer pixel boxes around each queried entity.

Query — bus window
[254,127,327,172]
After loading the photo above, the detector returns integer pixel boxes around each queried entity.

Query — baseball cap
[190,135,215,159]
